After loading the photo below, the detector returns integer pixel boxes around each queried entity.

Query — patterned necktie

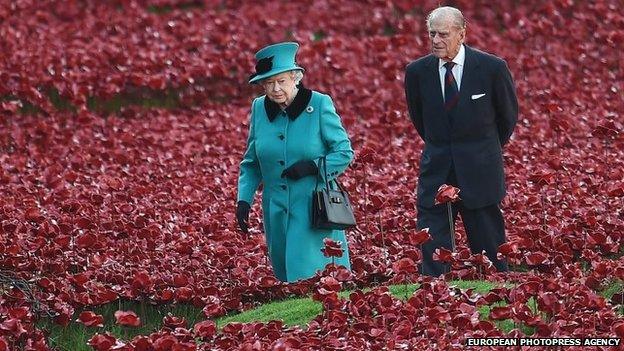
[444,61,459,111]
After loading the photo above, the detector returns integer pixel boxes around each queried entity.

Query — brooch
[306,106,314,113]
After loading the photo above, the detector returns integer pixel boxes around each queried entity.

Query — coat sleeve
[237,99,262,204]
[317,94,354,182]
[493,60,519,146]
[404,64,425,139]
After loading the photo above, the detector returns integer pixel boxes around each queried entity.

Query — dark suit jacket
[404,45,518,209]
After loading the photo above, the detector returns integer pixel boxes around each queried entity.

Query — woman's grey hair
[260,70,304,86]
[426,6,466,30]
[291,70,304,85]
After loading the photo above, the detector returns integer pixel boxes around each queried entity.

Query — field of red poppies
[1,0,623,350]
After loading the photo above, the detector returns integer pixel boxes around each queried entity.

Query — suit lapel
[425,55,451,129]
[457,46,481,111]
[426,55,444,108]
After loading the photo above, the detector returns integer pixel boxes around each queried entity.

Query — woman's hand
[236,201,251,234]
[280,160,318,180]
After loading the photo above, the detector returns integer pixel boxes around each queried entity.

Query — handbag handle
[314,156,329,194]
[314,156,347,194]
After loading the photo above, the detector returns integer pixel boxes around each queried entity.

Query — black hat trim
[248,56,274,81]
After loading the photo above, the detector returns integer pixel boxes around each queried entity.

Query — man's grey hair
[426,6,466,30]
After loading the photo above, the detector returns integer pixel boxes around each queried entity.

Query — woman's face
[261,71,297,106]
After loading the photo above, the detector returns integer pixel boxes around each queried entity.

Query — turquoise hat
[248,42,304,84]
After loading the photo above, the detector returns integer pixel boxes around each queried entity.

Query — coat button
[280,185,287,190]
[279,160,285,166]
[278,134,284,140]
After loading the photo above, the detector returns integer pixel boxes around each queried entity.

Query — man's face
[428,18,465,61]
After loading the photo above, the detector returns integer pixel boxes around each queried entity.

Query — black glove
[236,201,251,234]
[280,160,318,180]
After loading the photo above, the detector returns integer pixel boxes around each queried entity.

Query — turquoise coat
[237,88,353,282]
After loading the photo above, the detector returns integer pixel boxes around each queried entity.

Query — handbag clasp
[330,196,342,204]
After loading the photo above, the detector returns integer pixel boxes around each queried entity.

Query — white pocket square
[471,93,486,100]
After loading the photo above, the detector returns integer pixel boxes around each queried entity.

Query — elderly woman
[236,42,353,282]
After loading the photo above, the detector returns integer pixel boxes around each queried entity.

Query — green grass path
[40,279,622,351]
[216,280,497,327]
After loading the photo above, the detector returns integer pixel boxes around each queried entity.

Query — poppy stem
[540,191,547,233]
[379,211,387,259]
[364,173,369,226]
[447,203,455,251]
[404,275,410,300]
[140,297,146,324]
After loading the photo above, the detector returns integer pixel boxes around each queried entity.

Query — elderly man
[404,6,518,276]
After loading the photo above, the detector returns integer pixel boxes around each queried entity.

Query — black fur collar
[264,87,312,122]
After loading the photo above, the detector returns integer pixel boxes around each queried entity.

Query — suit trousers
[417,168,509,277]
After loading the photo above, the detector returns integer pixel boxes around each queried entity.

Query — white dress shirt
[438,44,465,99]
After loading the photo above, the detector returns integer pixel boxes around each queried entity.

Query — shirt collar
[264,87,312,122]
[438,44,466,69]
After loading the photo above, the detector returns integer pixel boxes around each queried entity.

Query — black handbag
[311,157,356,230]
